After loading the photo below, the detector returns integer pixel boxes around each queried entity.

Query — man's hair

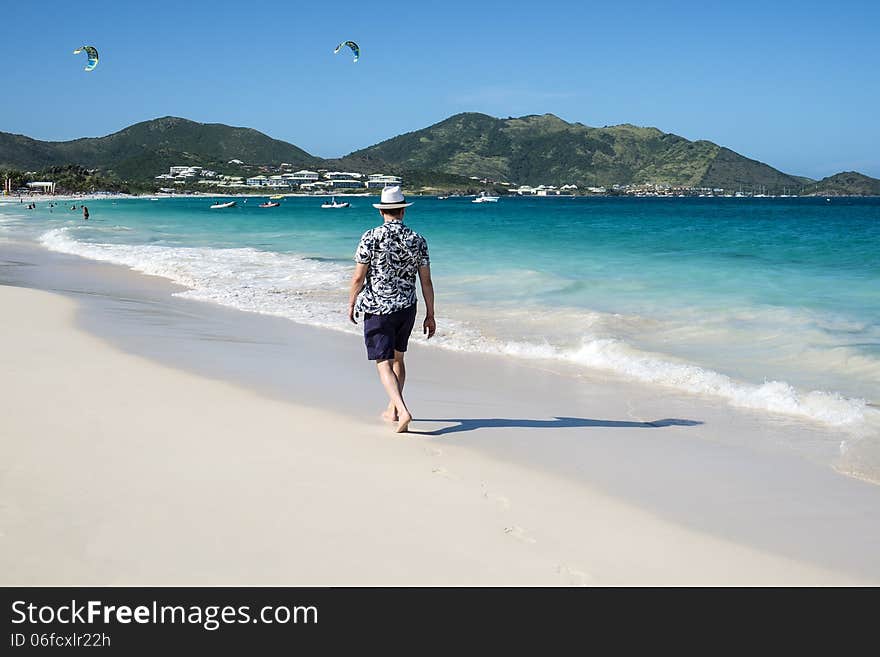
[381,207,405,219]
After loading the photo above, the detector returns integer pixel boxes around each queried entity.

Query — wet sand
[2,241,879,584]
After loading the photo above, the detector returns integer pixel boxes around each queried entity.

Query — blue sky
[3,0,879,178]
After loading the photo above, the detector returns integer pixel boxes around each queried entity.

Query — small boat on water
[269,194,284,200]
[472,191,499,203]
[321,197,350,209]
[259,201,280,208]
[437,195,449,200]
[210,201,236,209]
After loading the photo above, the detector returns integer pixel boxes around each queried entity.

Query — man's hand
[423,315,436,339]
[348,303,357,325]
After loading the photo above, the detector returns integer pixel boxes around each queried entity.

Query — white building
[26,181,56,194]
[170,166,202,176]
[267,176,292,188]
[367,174,403,189]
[246,176,268,187]
[329,179,365,189]
[299,181,332,191]
[290,170,320,185]
[324,171,363,180]
[228,159,244,165]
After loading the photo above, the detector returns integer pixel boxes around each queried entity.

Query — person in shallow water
[348,186,436,433]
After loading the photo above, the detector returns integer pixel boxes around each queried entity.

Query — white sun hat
[372,185,413,209]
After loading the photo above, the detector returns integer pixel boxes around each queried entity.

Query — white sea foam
[39,226,872,429]
[40,227,353,330]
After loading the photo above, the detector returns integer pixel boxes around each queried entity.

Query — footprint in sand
[481,488,511,510]
[431,467,457,479]
[556,564,592,587]
[503,525,537,544]
[424,446,443,457]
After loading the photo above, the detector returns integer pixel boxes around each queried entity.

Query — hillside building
[324,171,363,180]
[169,166,202,177]
[329,179,364,189]
[367,174,402,189]
[289,170,320,186]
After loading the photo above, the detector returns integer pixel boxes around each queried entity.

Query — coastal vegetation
[0,165,142,194]
[2,114,879,196]
[804,172,880,197]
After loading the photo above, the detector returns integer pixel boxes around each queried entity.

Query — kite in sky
[73,45,99,71]
[334,40,359,63]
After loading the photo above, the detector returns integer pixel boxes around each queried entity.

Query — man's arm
[348,263,368,324]
[418,265,436,339]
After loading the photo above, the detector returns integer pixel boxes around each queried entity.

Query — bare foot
[395,410,412,433]
[381,408,398,422]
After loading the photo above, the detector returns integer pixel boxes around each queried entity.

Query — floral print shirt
[354,220,430,315]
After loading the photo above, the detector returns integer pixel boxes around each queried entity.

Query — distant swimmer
[82,205,89,221]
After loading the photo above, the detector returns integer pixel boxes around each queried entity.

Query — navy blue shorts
[363,304,417,360]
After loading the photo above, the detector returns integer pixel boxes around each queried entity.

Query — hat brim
[372,201,414,209]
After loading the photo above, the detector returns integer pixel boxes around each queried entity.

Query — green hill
[0,116,319,181]
[339,112,812,192]
[802,171,880,196]
[2,113,878,195]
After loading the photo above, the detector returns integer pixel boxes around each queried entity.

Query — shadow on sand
[410,417,703,436]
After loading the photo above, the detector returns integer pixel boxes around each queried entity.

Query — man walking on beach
[348,186,435,433]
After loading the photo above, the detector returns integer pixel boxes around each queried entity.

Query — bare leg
[376,358,412,433]
[383,351,407,422]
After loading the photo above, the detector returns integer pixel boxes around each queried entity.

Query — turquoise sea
[2,194,879,437]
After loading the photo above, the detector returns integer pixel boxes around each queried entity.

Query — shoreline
[23,201,878,455]
[2,238,880,584]
[0,279,869,586]
[5,193,880,206]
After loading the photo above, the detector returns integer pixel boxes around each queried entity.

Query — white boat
[210,201,236,209]
[472,192,499,203]
[321,197,350,209]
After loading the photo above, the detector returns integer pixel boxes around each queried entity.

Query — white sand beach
[2,245,879,585]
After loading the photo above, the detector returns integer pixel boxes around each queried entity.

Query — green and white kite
[73,45,99,71]
[334,40,359,63]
